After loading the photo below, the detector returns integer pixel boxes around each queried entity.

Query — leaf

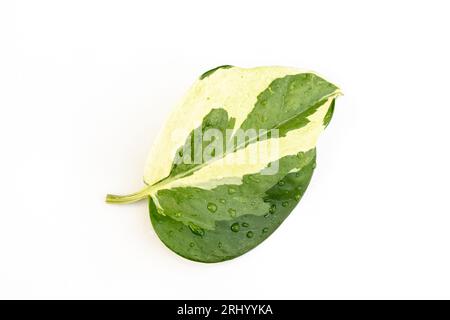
[106,66,341,263]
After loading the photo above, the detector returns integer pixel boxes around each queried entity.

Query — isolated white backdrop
[1,0,449,299]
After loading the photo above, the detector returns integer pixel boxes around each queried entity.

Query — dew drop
[242,222,249,227]
[264,213,270,218]
[228,187,237,194]
[246,231,254,238]
[207,202,217,213]
[295,172,301,178]
[174,212,182,218]
[218,242,222,248]
[219,198,226,204]
[278,180,285,186]
[189,242,195,247]
[188,223,205,237]
[269,204,276,214]
[295,194,301,201]
[262,228,269,233]
[228,208,237,217]
[282,201,289,207]
[231,223,240,232]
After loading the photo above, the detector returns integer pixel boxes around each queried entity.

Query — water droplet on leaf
[242,222,249,227]
[282,201,289,207]
[219,199,226,204]
[269,204,276,214]
[228,208,237,217]
[207,202,217,213]
[262,228,269,233]
[228,187,237,194]
[188,223,205,237]
[231,223,240,232]
[246,231,254,238]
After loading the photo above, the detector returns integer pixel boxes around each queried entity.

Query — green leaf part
[199,65,234,80]
[107,66,341,263]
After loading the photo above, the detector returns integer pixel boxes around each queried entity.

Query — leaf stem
[105,185,152,204]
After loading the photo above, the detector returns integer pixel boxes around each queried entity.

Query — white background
[1,0,449,299]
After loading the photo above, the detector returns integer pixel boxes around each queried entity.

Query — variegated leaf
[107,65,341,263]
